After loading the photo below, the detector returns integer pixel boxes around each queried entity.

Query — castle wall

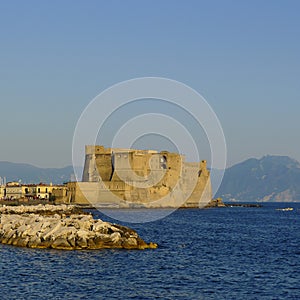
[76,146,212,208]
[66,181,129,207]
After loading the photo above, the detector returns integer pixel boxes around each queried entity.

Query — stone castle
[66,145,212,208]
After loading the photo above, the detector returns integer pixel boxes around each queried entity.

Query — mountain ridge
[0,161,75,184]
[216,155,300,202]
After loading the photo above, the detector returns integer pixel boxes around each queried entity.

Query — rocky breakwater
[0,205,157,250]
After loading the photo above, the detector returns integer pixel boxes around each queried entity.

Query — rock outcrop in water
[0,205,157,250]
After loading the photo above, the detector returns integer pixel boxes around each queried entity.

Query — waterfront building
[3,182,63,200]
[0,185,5,199]
[5,182,23,199]
[35,183,54,200]
[62,146,212,208]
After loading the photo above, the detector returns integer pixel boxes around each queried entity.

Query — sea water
[1,203,300,299]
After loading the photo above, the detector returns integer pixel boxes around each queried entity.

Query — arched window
[160,155,167,169]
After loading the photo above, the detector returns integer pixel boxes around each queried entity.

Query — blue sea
[1,203,300,299]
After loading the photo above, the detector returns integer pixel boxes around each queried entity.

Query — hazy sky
[0,1,299,168]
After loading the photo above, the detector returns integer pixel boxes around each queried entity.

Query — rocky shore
[0,205,157,250]
[204,198,262,208]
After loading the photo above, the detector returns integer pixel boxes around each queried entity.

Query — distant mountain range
[216,155,300,202]
[0,162,76,185]
[1,155,300,202]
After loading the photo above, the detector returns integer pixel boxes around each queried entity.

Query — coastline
[0,199,263,210]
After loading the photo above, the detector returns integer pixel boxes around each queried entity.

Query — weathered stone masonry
[68,146,212,208]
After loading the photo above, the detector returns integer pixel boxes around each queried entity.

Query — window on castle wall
[160,156,167,169]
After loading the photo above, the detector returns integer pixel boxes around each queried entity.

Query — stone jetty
[0,205,157,250]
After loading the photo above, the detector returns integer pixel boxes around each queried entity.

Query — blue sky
[0,0,299,168]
